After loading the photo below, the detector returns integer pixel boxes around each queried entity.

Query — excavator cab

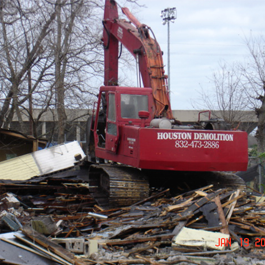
[93,86,154,158]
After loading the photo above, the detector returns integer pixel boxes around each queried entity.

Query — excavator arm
[103,0,173,119]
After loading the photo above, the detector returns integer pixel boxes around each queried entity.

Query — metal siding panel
[0,141,86,181]
[33,141,86,175]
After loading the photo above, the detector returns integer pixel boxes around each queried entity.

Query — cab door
[105,92,119,153]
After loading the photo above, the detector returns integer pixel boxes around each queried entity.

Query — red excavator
[86,0,248,208]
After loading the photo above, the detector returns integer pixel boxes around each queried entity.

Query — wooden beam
[21,226,86,265]
[214,195,229,235]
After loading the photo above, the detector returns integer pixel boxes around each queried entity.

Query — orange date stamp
[216,238,265,247]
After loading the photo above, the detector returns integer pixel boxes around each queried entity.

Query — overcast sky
[124,0,265,110]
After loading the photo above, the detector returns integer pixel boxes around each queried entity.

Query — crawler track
[88,164,149,209]
[88,164,246,209]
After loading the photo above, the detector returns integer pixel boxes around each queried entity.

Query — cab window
[121,94,148,119]
[107,93,117,135]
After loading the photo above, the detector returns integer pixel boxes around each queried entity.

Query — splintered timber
[157,132,234,141]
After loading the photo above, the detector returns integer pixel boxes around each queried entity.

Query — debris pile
[0,141,264,264]
[0,181,265,264]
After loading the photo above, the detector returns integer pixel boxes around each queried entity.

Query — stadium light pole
[161,7,176,101]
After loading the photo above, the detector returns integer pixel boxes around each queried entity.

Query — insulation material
[0,154,40,181]
[172,227,230,250]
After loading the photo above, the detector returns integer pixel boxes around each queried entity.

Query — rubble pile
[0,180,265,265]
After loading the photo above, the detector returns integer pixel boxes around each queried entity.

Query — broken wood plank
[166,197,194,212]
[0,237,57,265]
[171,189,224,223]
[186,215,204,227]
[185,190,241,228]
[94,204,104,211]
[229,228,251,251]
[21,226,86,265]
[127,242,161,255]
[105,233,175,246]
[214,195,229,235]
[14,235,73,265]
[225,189,240,223]
[131,188,170,207]
[221,193,245,208]
[135,254,162,265]
[184,249,237,256]
[135,254,202,265]
[1,237,55,261]
[172,221,187,235]
[229,221,265,236]
[174,184,214,198]
[194,190,208,197]
[199,201,219,227]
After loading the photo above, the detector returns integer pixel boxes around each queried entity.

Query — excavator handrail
[198,110,211,122]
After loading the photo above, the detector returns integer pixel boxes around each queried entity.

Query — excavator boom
[103,0,172,118]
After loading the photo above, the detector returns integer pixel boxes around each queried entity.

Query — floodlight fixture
[160,7,177,101]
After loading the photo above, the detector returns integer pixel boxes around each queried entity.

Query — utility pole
[161,7,176,101]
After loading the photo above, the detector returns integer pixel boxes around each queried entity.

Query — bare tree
[0,0,56,132]
[55,0,67,143]
[0,0,141,144]
[240,35,265,153]
[0,0,103,142]
[202,64,242,119]
[51,0,104,143]
[197,62,253,132]
[198,34,265,153]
